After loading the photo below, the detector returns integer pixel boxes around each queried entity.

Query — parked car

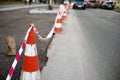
[87,1,99,8]
[99,1,115,10]
[98,1,104,8]
[73,1,86,10]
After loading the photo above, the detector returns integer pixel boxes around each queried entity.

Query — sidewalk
[0,4,58,11]
[41,10,88,80]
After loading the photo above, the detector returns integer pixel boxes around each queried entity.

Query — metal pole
[48,0,53,10]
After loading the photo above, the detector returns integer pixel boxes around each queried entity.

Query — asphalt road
[42,9,120,80]
[74,9,120,80]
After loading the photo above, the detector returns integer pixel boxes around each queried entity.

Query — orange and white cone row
[20,27,41,80]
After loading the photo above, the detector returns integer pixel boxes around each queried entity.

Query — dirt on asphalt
[0,7,56,80]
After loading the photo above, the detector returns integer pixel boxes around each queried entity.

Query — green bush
[114,1,120,10]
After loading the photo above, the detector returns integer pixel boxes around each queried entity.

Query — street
[42,9,120,80]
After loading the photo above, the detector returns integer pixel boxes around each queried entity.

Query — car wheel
[73,4,76,9]
[82,5,86,10]
[83,7,86,10]
[111,6,114,10]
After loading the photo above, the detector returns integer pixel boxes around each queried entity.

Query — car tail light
[88,2,91,5]
[95,2,99,5]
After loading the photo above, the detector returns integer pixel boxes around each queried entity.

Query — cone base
[62,16,67,20]
[54,27,62,33]
[20,70,41,80]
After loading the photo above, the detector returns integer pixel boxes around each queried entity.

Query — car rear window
[107,2,113,4]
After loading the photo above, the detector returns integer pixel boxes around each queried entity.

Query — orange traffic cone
[20,27,41,80]
[62,9,67,20]
[54,16,62,33]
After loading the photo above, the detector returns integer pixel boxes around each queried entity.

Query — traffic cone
[64,3,69,10]
[20,27,41,80]
[62,9,67,20]
[54,16,62,33]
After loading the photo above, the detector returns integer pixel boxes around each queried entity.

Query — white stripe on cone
[24,44,37,56]
[55,23,62,28]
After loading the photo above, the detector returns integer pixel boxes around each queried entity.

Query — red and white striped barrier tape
[6,25,34,80]
[33,25,54,40]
